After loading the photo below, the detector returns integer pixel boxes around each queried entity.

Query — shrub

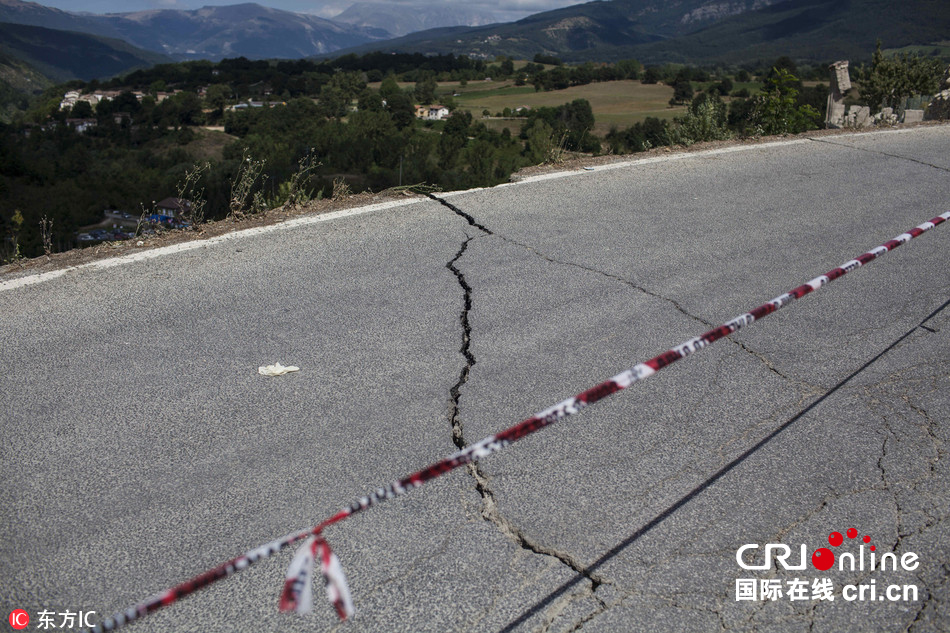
[749,68,821,135]
[858,42,944,113]
[670,93,731,145]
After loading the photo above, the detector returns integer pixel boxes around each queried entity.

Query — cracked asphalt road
[2,126,949,633]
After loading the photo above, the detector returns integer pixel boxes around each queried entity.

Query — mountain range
[332,2,504,37]
[0,0,947,86]
[0,0,390,60]
[331,0,950,65]
[0,20,168,82]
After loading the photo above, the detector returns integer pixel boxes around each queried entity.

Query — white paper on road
[258,362,300,376]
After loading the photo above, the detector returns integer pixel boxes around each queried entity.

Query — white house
[415,104,450,121]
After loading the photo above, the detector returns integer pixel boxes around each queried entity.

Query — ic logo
[8,609,29,630]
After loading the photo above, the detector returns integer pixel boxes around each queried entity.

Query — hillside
[590,0,950,64]
[329,0,950,65]
[0,21,169,81]
[0,48,49,92]
[0,0,391,60]
[0,49,49,122]
[326,0,789,60]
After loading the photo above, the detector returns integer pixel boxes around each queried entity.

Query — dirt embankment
[3,122,946,282]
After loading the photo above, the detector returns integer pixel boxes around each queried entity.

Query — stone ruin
[825,61,850,128]
[824,60,936,128]
[924,64,950,121]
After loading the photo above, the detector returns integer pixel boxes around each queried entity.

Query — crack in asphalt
[808,136,950,173]
[868,371,946,559]
[431,192,813,397]
[908,562,949,632]
[446,235,477,451]
[434,192,948,632]
[428,192,494,234]
[438,195,612,628]
[430,191,816,631]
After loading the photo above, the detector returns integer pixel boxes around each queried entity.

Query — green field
[376,76,772,137]
[884,41,950,58]
[443,80,685,136]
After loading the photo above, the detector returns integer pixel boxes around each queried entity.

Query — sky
[35,0,583,20]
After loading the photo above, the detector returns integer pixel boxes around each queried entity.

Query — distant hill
[586,0,950,64]
[0,0,392,61]
[0,48,51,122]
[332,2,504,37]
[0,0,108,35]
[328,0,950,65]
[0,47,49,93]
[325,0,789,60]
[0,21,169,81]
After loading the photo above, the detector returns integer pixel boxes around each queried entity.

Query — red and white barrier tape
[82,210,949,632]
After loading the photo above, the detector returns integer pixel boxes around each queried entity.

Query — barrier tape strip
[82,210,949,632]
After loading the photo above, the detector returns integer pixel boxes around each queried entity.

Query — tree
[439,110,472,165]
[112,91,142,115]
[520,99,597,153]
[711,77,733,96]
[616,59,641,80]
[379,75,402,102]
[464,138,496,185]
[671,93,730,145]
[605,117,668,153]
[859,41,943,112]
[358,89,384,112]
[771,56,798,77]
[750,67,820,135]
[318,85,348,119]
[533,53,562,66]
[205,84,231,113]
[642,67,661,84]
[414,72,438,105]
[162,91,203,126]
[386,92,415,129]
[571,63,594,86]
[523,119,555,164]
[348,109,400,168]
[69,100,93,118]
[670,81,693,105]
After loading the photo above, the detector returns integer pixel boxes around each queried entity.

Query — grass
[187,128,238,161]
[883,42,950,59]
[150,127,236,162]
[448,80,684,136]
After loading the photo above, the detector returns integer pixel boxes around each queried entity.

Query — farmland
[442,79,682,136]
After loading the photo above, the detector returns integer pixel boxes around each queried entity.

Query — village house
[59,91,81,110]
[227,99,285,111]
[414,104,450,121]
[59,90,123,111]
[153,197,192,223]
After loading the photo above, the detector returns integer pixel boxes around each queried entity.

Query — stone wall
[924,65,950,121]
[825,61,943,128]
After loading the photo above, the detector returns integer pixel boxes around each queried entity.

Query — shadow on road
[499,297,949,633]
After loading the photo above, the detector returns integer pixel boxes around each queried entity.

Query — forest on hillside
[1,48,944,260]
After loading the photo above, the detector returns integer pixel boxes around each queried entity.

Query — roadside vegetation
[0,46,945,260]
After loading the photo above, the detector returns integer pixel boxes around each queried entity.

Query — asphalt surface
[2,126,949,633]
